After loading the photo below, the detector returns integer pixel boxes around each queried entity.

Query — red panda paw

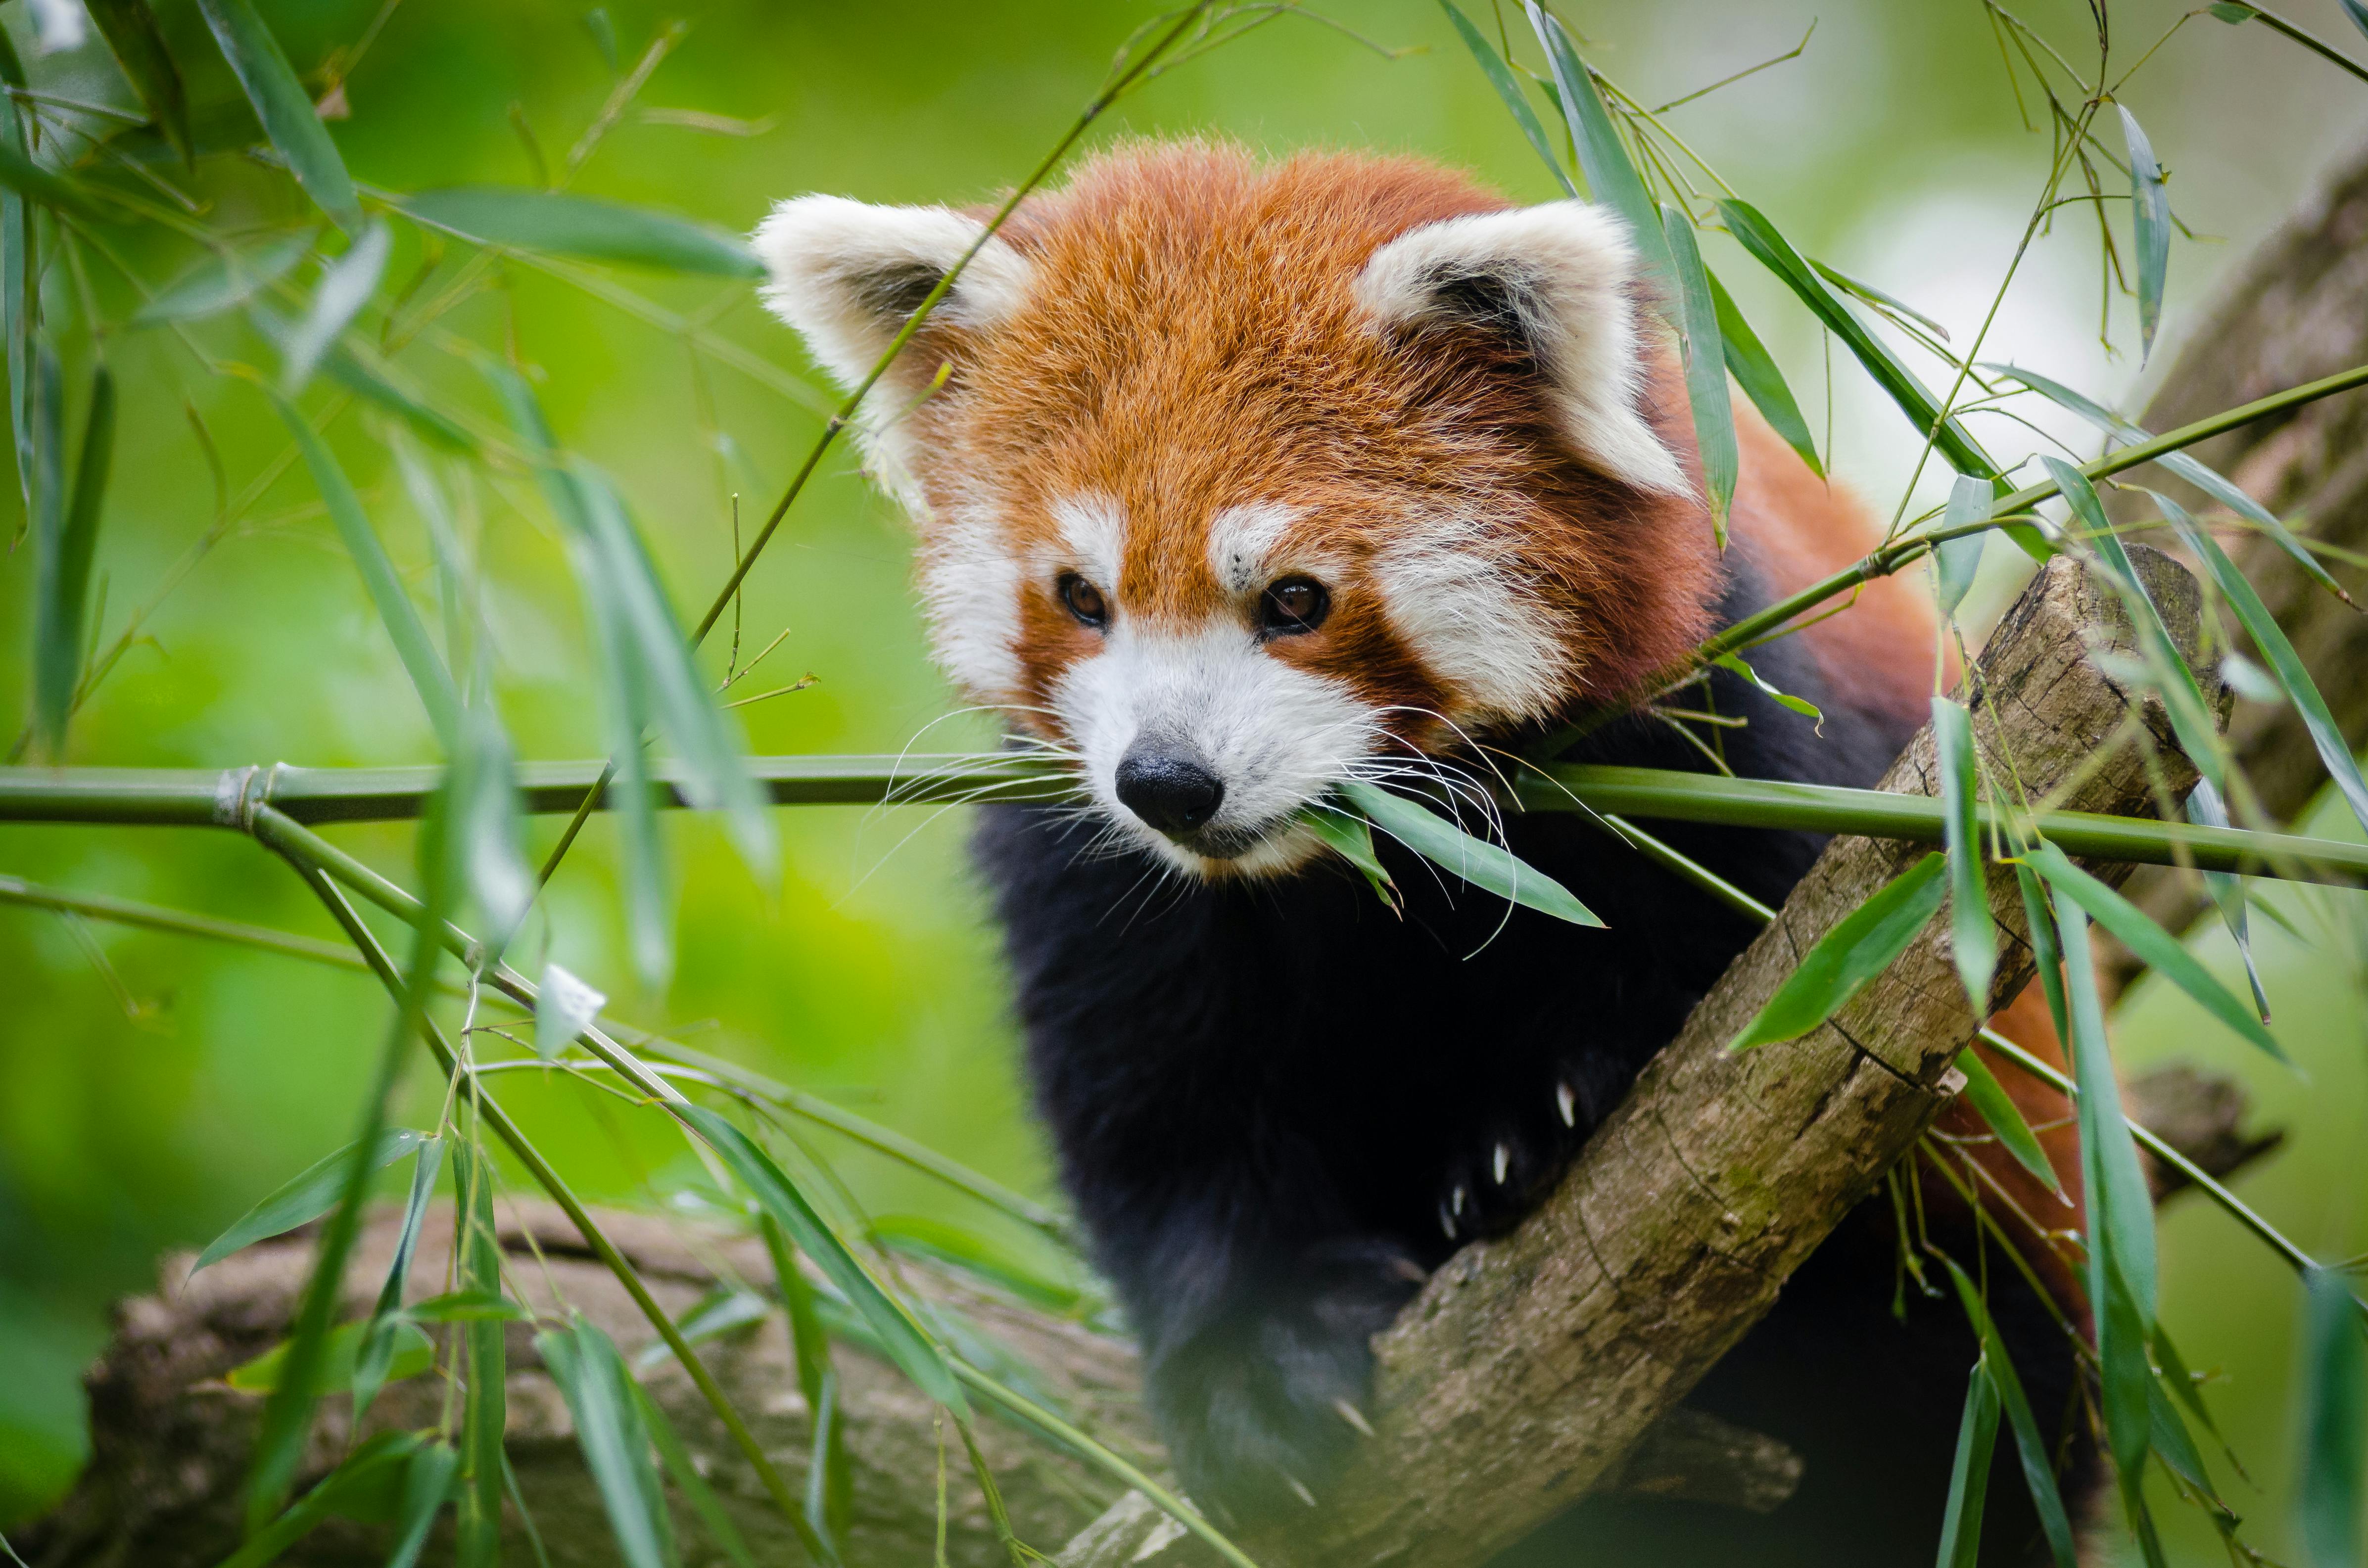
[1435,1088,1586,1243]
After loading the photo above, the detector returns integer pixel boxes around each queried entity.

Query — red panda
[756,143,2093,1565]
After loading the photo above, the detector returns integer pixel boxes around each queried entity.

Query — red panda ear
[751,195,1033,389]
[1353,203,1686,497]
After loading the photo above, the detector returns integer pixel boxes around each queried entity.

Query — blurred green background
[0,1,2363,1561]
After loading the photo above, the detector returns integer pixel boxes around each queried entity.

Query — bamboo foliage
[3,2,2366,1566]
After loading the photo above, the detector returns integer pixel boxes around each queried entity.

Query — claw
[1287,1473,1319,1508]
[1451,1183,1468,1217]
[1440,1201,1457,1241]
[1557,1081,1577,1127]
[1332,1397,1376,1438]
[1492,1142,1510,1184]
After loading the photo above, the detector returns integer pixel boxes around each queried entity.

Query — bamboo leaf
[194,0,362,231]
[385,1443,459,1568]
[1938,1257,2080,1568]
[874,1214,1090,1315]
[446,701,532,948]
[2185,778,2270,1021]
[1334,778,1605,927]
[1934,696,1996,1010]
[398,188,762,277]
[0,143,111,221]
[1991,363,2351,605]
[1713,650,1822,724]
[1523,4,1675,291]
[536,1317,680,1568]
[31,365,113,758]
[535,961,607,1060]
[1300,802,1399,910]
[226,1317,433,1394]
[269,394,464,745]
[683,1104,967,1413]
[3,136,31,518]
[281,220,390,392]
[320,344,478,452]
[86,0,191,165]
[636,1382,759,1568]
[2117,106,2170,361]
[219,1433,422,1568]
[2026,841,2285,1063]
[2299,1265,2367,1568]
[1437,0,1576,197]
[631,1285,772,1372]
[1809,258,1952,344]
[1932,473,1991,622]
[2044,456,2226,789]
[1662,205,1737,543]
[1953,1047,2062,1193]
[1706,266,1822,478]
[2346,0,2368,41]
[761,1210,852,1557]
[132,231,311,326]
[455,1141,506,1568]
[403,1289,534,1323]
[1729,853,1947,1050]
[354,1133,444,1422]
[2159,492,2368,839]
[1936,1357,2002,1568]
[2049,884,2158,1325]
[1716,198,1995,479]
[194,1128,428,1270]
[2014,863,2070,1044]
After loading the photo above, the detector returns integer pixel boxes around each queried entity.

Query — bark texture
[1058,550,2223,1568]
[2101,137,2368,987]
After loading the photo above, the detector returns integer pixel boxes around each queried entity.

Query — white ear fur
[1354,202,1686,496]
[751,194,1034,389]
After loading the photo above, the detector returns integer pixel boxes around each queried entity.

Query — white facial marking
[917,497,1024,699]
[1051,494,1126,592]
[1053,618,1376,877]
[1373,517,1568,723]
[1206,502,1300,596]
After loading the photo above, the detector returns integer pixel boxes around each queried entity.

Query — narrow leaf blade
[1335,779,1604,927]
[1932,473,1992,622]
[1707,266,1822,477]
[32,366,113,757]
[194,1128,427,1271]
[2118,107,2170,361]
[85,0,191,164]
[2299,1266,2368,1568]
[1940,1256,2081,1568]
[399,188,762,277]
[1953,1047,2063,1193]
[1730,853,1948,1050]
[1437,0,1577,197]
[1663,205,1737,542]
[1525,5,1675,292]
[537,1319,679,1568]
[281,221,390,392]
[1936,1357,2003,1568]
[1933,696,1996,1008]
[194,0,362,231]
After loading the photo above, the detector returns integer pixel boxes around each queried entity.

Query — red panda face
[756,144,1718,877]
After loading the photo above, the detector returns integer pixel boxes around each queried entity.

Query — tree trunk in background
[2101,138,2368,991]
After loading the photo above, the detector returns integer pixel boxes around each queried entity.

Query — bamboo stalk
[5,754,2362,885]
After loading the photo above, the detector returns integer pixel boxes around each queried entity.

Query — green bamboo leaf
[1716,198,1995,479]
[2345,0,2368,40]
[873,1214,1090,1315]
[631,1285,771,1371]
[1662,205,1737,543]
[455,1142,505,1568]
[636,1382,759,1568]
[0,143,111,222]
[3,166,31,519]
[2208,1,2259,18]
[2146,1373,2220,1502]
[227,1317,433,1394]
[2049,885,2158,1323]
[684,1104,967,1412]
[354,1133,444,1423]
[2185,778,2270,1022]
[2299,1266,2367,1568]
[194,0,361,231]
[133,232,312,326]
[1935,1357,2002,1568]
[2159,492,2368,839]
[1436,0,1576,197]
[404,1289,534,1323]
[1933,696,1996,1010]
[1953,1047,2062,1193]
[1523,3,1675,291]
[1729,853,1947,1050]
[1809,258,1953,344]
[2026,841,2285,1063]
[320,344,478,452]
[269,394,463,745]
[2043,456,2226,789]
[86,0,191,166]
[1938,1257,2081,1568]
[194,1128,428,1270]
[219,1433,421,1568]
[1713,651,1822,723]
[1706,267,1822,478]
[385,1443,459,1568]
[398,188,762,277]
[536,1317,680,1568]
[31,365,113,758]
[1301,802,1398,910]
[281,221,390,392]
[1335,778,1605,927]
[1932,473,1991,623]
[1991,363,2352,605]
[760,1210,852,1558]
[2117,106,2170,362]
[2013,863,2070,1044]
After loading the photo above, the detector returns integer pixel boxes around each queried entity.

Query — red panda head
[755,143,1719,877]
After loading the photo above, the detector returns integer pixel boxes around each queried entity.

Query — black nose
[1115,744,1224,835]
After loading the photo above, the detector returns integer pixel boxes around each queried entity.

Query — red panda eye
[1057,572,1108,629]
[1259,576,1330,636]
